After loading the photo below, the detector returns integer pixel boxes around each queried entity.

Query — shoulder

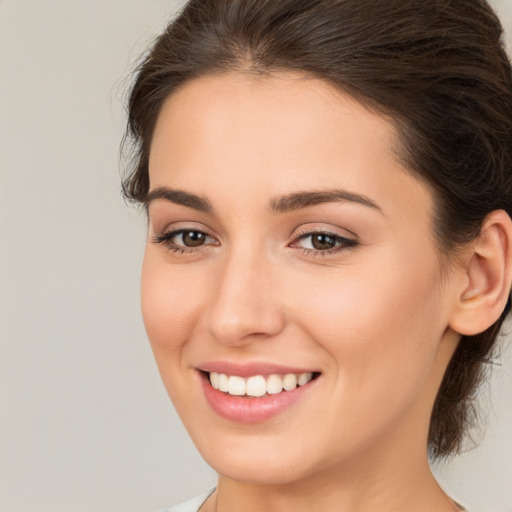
[157,488,216,512]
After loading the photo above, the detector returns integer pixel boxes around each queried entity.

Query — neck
[211,450,459,512]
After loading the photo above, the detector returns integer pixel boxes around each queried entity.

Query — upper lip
[196,361,319,377]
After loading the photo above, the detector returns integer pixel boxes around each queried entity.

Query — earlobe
[449,210,512,336]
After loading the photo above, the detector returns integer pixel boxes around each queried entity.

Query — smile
[198,366,321,423]
[209,371,315,397]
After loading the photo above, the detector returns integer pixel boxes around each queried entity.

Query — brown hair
[122,0,512,458]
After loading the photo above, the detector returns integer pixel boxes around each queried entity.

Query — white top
[159,488,469,512]
[159,488,215,512]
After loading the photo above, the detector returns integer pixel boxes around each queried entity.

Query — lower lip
[199,373,318,424]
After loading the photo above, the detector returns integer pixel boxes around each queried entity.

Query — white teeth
[218,373,229,392]
[228,375,246,396]
[246,375,267,397]
[209,371,315,397]
[298,372,313,386]
[282,373,297,391]
[266,374,283,394]
[210,372,219,390]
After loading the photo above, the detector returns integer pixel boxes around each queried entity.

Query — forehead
[151,71,399,154]
[148,71,433,224]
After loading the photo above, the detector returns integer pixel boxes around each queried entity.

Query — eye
[292,230,358,254]
[153,229,218,252]
[173,230,209,247]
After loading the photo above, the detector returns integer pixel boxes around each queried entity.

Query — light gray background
[1,1,512,511]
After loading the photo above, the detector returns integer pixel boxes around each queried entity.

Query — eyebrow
[269,189,383,214]
[144,186,383,215]
[144,187,213,213]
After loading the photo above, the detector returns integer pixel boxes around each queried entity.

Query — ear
[449,210,512,336]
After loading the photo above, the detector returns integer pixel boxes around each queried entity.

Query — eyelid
[151,223,359,256]
[152,226,219,254]
[289,226,359,255]
[151,218,218,241]
[292,231,357,247]
[292,223,357,240]
[153,228,217,243]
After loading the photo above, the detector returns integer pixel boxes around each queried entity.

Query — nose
[204,246,285,346]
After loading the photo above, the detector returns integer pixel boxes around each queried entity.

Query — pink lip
[197,366,320,424]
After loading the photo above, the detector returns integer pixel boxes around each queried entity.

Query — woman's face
[143,72,460,484]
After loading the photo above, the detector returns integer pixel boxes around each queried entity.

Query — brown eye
[311,233,337,250]
[293,231,358,253]
[153,229,218,251]
[181,230,207,247]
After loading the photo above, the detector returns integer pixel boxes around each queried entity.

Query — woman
[122,0,512,510]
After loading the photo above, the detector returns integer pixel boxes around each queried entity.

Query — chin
[209,455,312,486]
[192,431,326,486]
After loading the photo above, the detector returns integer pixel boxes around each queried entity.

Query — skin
[142,71,510,511]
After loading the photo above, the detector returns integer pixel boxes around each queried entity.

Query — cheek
[285,249,445,409]
[140,250,206,359]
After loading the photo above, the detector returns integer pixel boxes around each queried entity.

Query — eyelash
[293,230,359,256]
[152,229,359,256]
[152,229,217,254]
